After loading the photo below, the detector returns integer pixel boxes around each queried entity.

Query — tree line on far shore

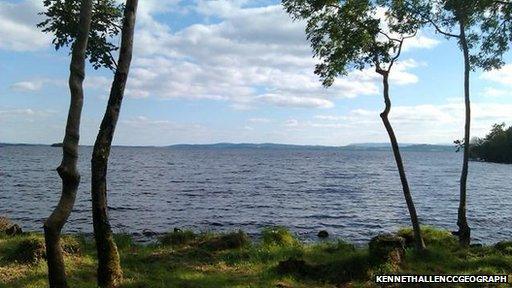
[24,0,512,287]
[470,123,512,164]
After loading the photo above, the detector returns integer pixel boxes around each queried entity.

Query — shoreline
[1,225,511,287]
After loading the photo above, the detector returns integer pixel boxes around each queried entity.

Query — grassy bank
[0,227,511,287]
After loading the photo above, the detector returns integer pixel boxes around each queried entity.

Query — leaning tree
[90,0,138,287]
[282,0,428,251]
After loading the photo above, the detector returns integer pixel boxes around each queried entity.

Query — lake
[1,145,511,244]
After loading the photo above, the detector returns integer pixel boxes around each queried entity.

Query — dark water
[1,146,511,244]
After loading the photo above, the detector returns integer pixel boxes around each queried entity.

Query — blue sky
[1,0,512,146]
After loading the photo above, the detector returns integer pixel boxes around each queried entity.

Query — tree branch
[387,38,404,72]
[107,50,118,71]
[427,17,460,38]
[401,0,460,38]
[379,31,401,42]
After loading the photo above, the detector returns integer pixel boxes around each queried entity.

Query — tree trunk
[91,1,138,287]
[379,72,425,251]
[457,20,471,247]
[43,1,93,287]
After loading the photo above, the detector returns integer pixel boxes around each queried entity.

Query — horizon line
[0,141,454,148]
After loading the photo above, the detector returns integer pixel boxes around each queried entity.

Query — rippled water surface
[1,146,511,244]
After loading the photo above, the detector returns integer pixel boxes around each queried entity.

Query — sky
[1,0,512,146]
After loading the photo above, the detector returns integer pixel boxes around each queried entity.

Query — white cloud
[258,94,334,109]
[195,0,248,17]
[2,1,431,110]
[112,115,210,145]
[0,108,56,120]
[307,102,512,143]
[480,64,512,86]
[248,118,271,123]
[9,76,108,93]
[9,78,64,92]
[84,76,111,90]
[481,87,508,98]
[314,115,349,121]
[403,31,440,51]
[0,0,48,51]
[124,3,428,109]
[284,119,299,127]
[10,81,43,92]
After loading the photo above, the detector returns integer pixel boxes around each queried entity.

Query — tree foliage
[471,123,512,164]
[282,0,425,86]
[410,0,512,71]
[38,0,124,70]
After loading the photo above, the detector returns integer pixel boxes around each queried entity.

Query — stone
[142,229,157,237]
[317,230,329,238]
[6,224,22,236]
[275,282,293,288]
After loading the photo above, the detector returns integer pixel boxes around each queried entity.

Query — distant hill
[0,143,45,147]
[1,142,455,152]
[168,143,334,150]
[340,143,455,152]
[168,142,455,152]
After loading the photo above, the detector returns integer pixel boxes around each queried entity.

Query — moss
[0,217,12,232]
[61,235,81,255]
[494,241,512,255]
[3,236,46,264]
[261,227,298,247]
[396,226,457,247]
[368,233,408,274]
[200,230,250,251]
[159,230,197,247]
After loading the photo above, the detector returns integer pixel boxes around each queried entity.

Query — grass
[0,226,511,287]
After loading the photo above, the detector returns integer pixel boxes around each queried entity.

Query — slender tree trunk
[91,1,138,287]
[43,1,92,287]
[457,20,471,247]
[379,72,425,251]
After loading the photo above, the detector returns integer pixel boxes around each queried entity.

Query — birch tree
[282,0,427,251]
[408,0,512,246]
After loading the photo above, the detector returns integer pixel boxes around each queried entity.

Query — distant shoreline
[0,142,456,152]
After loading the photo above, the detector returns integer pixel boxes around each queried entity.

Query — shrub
[200,230,250,251]
[396,226,456,247]
[114,233,134,250]
[368,233,405,268]
[494,241,512,255]
[322,240,355,254]
[159,230,197,247]
[4,237,46,264]
[0,217,12,232]
[261,227,297,247]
